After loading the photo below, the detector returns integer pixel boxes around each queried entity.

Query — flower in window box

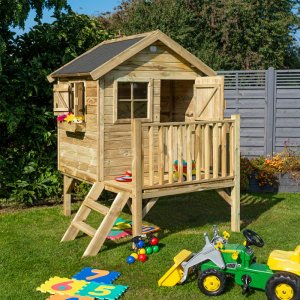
[65,113,75,123]
[57,113,84,124]
[73,116,84,123]
[57,114,67,122]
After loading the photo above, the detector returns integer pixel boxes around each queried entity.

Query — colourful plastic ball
[152,245,159,253]
[130,253,138,259]
[138,248,146,255]
[138,254,147,262]
[150,237,159,246]
[126,255,135,264]
[136,240,145,249]
[146,246,153,254]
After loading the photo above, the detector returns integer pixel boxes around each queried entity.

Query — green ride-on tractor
[158,226,300,299]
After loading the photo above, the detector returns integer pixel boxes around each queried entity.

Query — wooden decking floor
[104,174,234,199]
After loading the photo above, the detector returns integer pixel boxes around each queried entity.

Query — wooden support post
[132,119,143,237]
[186,124,192,181]
[63,175,75,216]
[177,125,183,183]
[126,199,132,213]
[229,123,234,176]
[231,115,240,232]
[195,124,201,180]
[212,124,219,178]
[216,189,232,206]
[148,126,154,185]
[221,123,227,177]
[167,126,174,184]
[158,126,164,185]
[204,124,210,179]
[142,197,159,218]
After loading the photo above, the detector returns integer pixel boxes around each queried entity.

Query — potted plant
[241,146,300,193]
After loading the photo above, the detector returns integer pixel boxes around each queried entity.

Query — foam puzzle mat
[37,268,128,300]
[106,218,160,240]
[73,268,120,284]
[47,295,94,300]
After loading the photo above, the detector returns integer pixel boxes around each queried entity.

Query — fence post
[266,67,275,155]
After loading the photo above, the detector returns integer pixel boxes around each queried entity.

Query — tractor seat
[267,245,300,276]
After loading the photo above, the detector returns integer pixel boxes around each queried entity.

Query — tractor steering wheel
[243,229,264,248]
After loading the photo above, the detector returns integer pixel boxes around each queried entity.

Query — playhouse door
[194,76,224,120]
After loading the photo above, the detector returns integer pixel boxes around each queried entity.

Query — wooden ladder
[61,182,130,257]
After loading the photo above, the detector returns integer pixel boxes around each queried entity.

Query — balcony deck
[104,174,235,199]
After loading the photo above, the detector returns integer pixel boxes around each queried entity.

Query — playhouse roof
[48,30,216,82]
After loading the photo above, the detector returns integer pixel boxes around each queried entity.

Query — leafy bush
[73,181,115,203]
[0,12,114,206]
[240,157,254,191]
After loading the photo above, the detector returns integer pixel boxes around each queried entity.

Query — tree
[0,0,70,71]
[100,0,198,53]
[0,12,114,204]
[102,0,300,70]
[189,0,300,69]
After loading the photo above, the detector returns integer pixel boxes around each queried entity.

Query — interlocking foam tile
[76,282,128,300]
[112,218,132,230]
[73,268,120,284]
[106,229,130,240]
[112,223,132,230]
[125,225,160,235]
[107,218,160,240]
[46,294,94,300]
[37,277,87,295]
[106,218,132,240]
[141,225,160,234]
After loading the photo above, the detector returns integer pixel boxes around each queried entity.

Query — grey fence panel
[218,68,300,157]
[274,70,300,153]
[218,70,268,157]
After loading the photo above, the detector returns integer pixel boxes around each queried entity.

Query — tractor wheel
[266,272,300,300]
[198,269,226,296]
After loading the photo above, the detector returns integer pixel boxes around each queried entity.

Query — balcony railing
[132,115,240,191]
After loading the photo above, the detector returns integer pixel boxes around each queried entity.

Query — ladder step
[82,191,130,257]
[84,200,109,215]
[72,221,96,238]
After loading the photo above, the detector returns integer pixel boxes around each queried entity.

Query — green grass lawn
[1,191,300,300]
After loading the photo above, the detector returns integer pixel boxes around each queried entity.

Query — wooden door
[194,76,225,120]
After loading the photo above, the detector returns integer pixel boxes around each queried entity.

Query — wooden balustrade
[132,116,240,189]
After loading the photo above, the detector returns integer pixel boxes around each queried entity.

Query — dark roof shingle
[53,37,144,76]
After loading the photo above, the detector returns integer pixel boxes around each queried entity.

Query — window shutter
[74,82,85,116]
[194,76,224,120]
[53,83,70,115]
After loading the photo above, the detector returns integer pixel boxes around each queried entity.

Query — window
[53,81,85,117]
[116,82,149,120]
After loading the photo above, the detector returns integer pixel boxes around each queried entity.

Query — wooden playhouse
[48,30,240,257]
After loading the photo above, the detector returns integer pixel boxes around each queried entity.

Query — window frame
[113,79,153,124]
[69,80,86,117]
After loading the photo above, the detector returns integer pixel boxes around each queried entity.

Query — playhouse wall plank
[57,78,99,181]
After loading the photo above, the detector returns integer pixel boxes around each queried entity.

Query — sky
[14,0,121,35]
